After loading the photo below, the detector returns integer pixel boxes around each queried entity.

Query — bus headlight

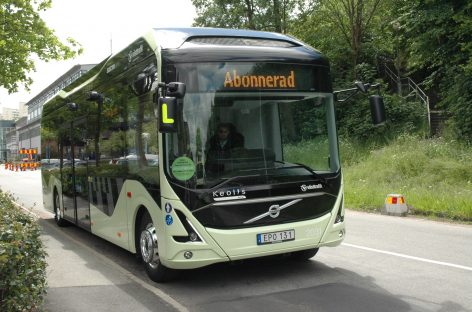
[189,232,199,242]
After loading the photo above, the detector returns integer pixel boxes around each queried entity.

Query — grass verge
[341,135,472,221]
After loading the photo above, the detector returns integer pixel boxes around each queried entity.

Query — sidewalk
[40,218,178,312]
[0,167,181,312]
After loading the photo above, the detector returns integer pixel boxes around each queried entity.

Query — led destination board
[173,62,330,92]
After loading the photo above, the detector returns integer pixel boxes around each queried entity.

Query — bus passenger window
[126,90,159,186]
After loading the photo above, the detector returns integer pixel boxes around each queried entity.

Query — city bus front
[159,61,345,269]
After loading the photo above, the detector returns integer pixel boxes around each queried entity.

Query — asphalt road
[1,169,471,312]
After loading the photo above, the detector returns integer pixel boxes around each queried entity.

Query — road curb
[13,200,53,220]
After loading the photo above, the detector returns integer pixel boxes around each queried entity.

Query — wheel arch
[133,205,150,255]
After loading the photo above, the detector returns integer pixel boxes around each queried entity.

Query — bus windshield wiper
[207,174,260,191]
[273,161,328,184]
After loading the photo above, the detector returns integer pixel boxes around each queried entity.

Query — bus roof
[154,28,327,66]
[153,28,309,50]
[51,28,327,100]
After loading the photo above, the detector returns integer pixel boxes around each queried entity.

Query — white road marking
[343,243,472,272]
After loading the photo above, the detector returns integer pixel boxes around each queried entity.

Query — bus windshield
[164,63,339,189]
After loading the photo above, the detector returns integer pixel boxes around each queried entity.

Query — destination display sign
[224,70,296,89]
[174,62,330,92]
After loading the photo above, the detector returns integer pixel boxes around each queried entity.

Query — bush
[441,69,472,144]
[0,191,47,311]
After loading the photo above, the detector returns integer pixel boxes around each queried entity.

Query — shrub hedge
[0,191,47,311]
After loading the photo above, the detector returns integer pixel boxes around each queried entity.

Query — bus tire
[138,211,176,282]
[290,248,319,260]
[54,189,67,227]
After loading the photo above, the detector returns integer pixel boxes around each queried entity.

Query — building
[5,120,19,161]
[7,64,96,159]
[16,116,36,156]
[0,107,20,120]
[0,103,27,121]
[0,120,15,161]
[19,102,27,118]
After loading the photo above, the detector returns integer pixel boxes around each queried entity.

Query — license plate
[257,229,295,245]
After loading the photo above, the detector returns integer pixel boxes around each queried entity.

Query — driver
[208,123,244,154]
[206,123,244,174]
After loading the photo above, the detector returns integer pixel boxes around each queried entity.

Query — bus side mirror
[370,95,386,125]
[166,82,186,98]
[334,82,386,125]
[158,97,178,133]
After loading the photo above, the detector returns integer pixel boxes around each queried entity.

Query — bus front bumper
[160,212,345,270]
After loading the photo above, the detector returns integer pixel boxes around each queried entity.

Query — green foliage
[291,0,387,81]
[191,0,471,142]
[191,0,307,33]
[282,134,472,221]
[342,135,472,220]
[441,69,472,142]
[0,191,47,311]
[289,1,429,143]
[284,138,330,170]
[291,0,472,143]
[382,93,429,138]
[335,92,427,142]
[0,0,82,93]
[397,0,472,142]
[290,2,352,84]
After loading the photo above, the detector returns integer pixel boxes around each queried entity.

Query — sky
[0,0,197,109]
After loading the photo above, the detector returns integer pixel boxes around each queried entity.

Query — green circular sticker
[171,157,196,181]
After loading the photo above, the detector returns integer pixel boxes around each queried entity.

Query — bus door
[61,123,76,223]
[61,118,92,230]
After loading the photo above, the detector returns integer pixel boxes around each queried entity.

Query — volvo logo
[244,199,303,224]
[268,205,281,218]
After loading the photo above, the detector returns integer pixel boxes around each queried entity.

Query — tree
[321,0,382,79]
[291,0,389,84]
[290,2,352,84]
[0,0,82,93]
[191,0,302,33]
[397,0,472,142]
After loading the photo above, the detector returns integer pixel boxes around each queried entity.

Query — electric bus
[41,28,383,282]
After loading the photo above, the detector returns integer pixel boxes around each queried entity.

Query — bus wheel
[139,212,176,282]
[290,248,319,260]
[54,190,67,227]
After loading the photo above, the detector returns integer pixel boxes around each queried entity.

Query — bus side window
[126,86,159,187]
